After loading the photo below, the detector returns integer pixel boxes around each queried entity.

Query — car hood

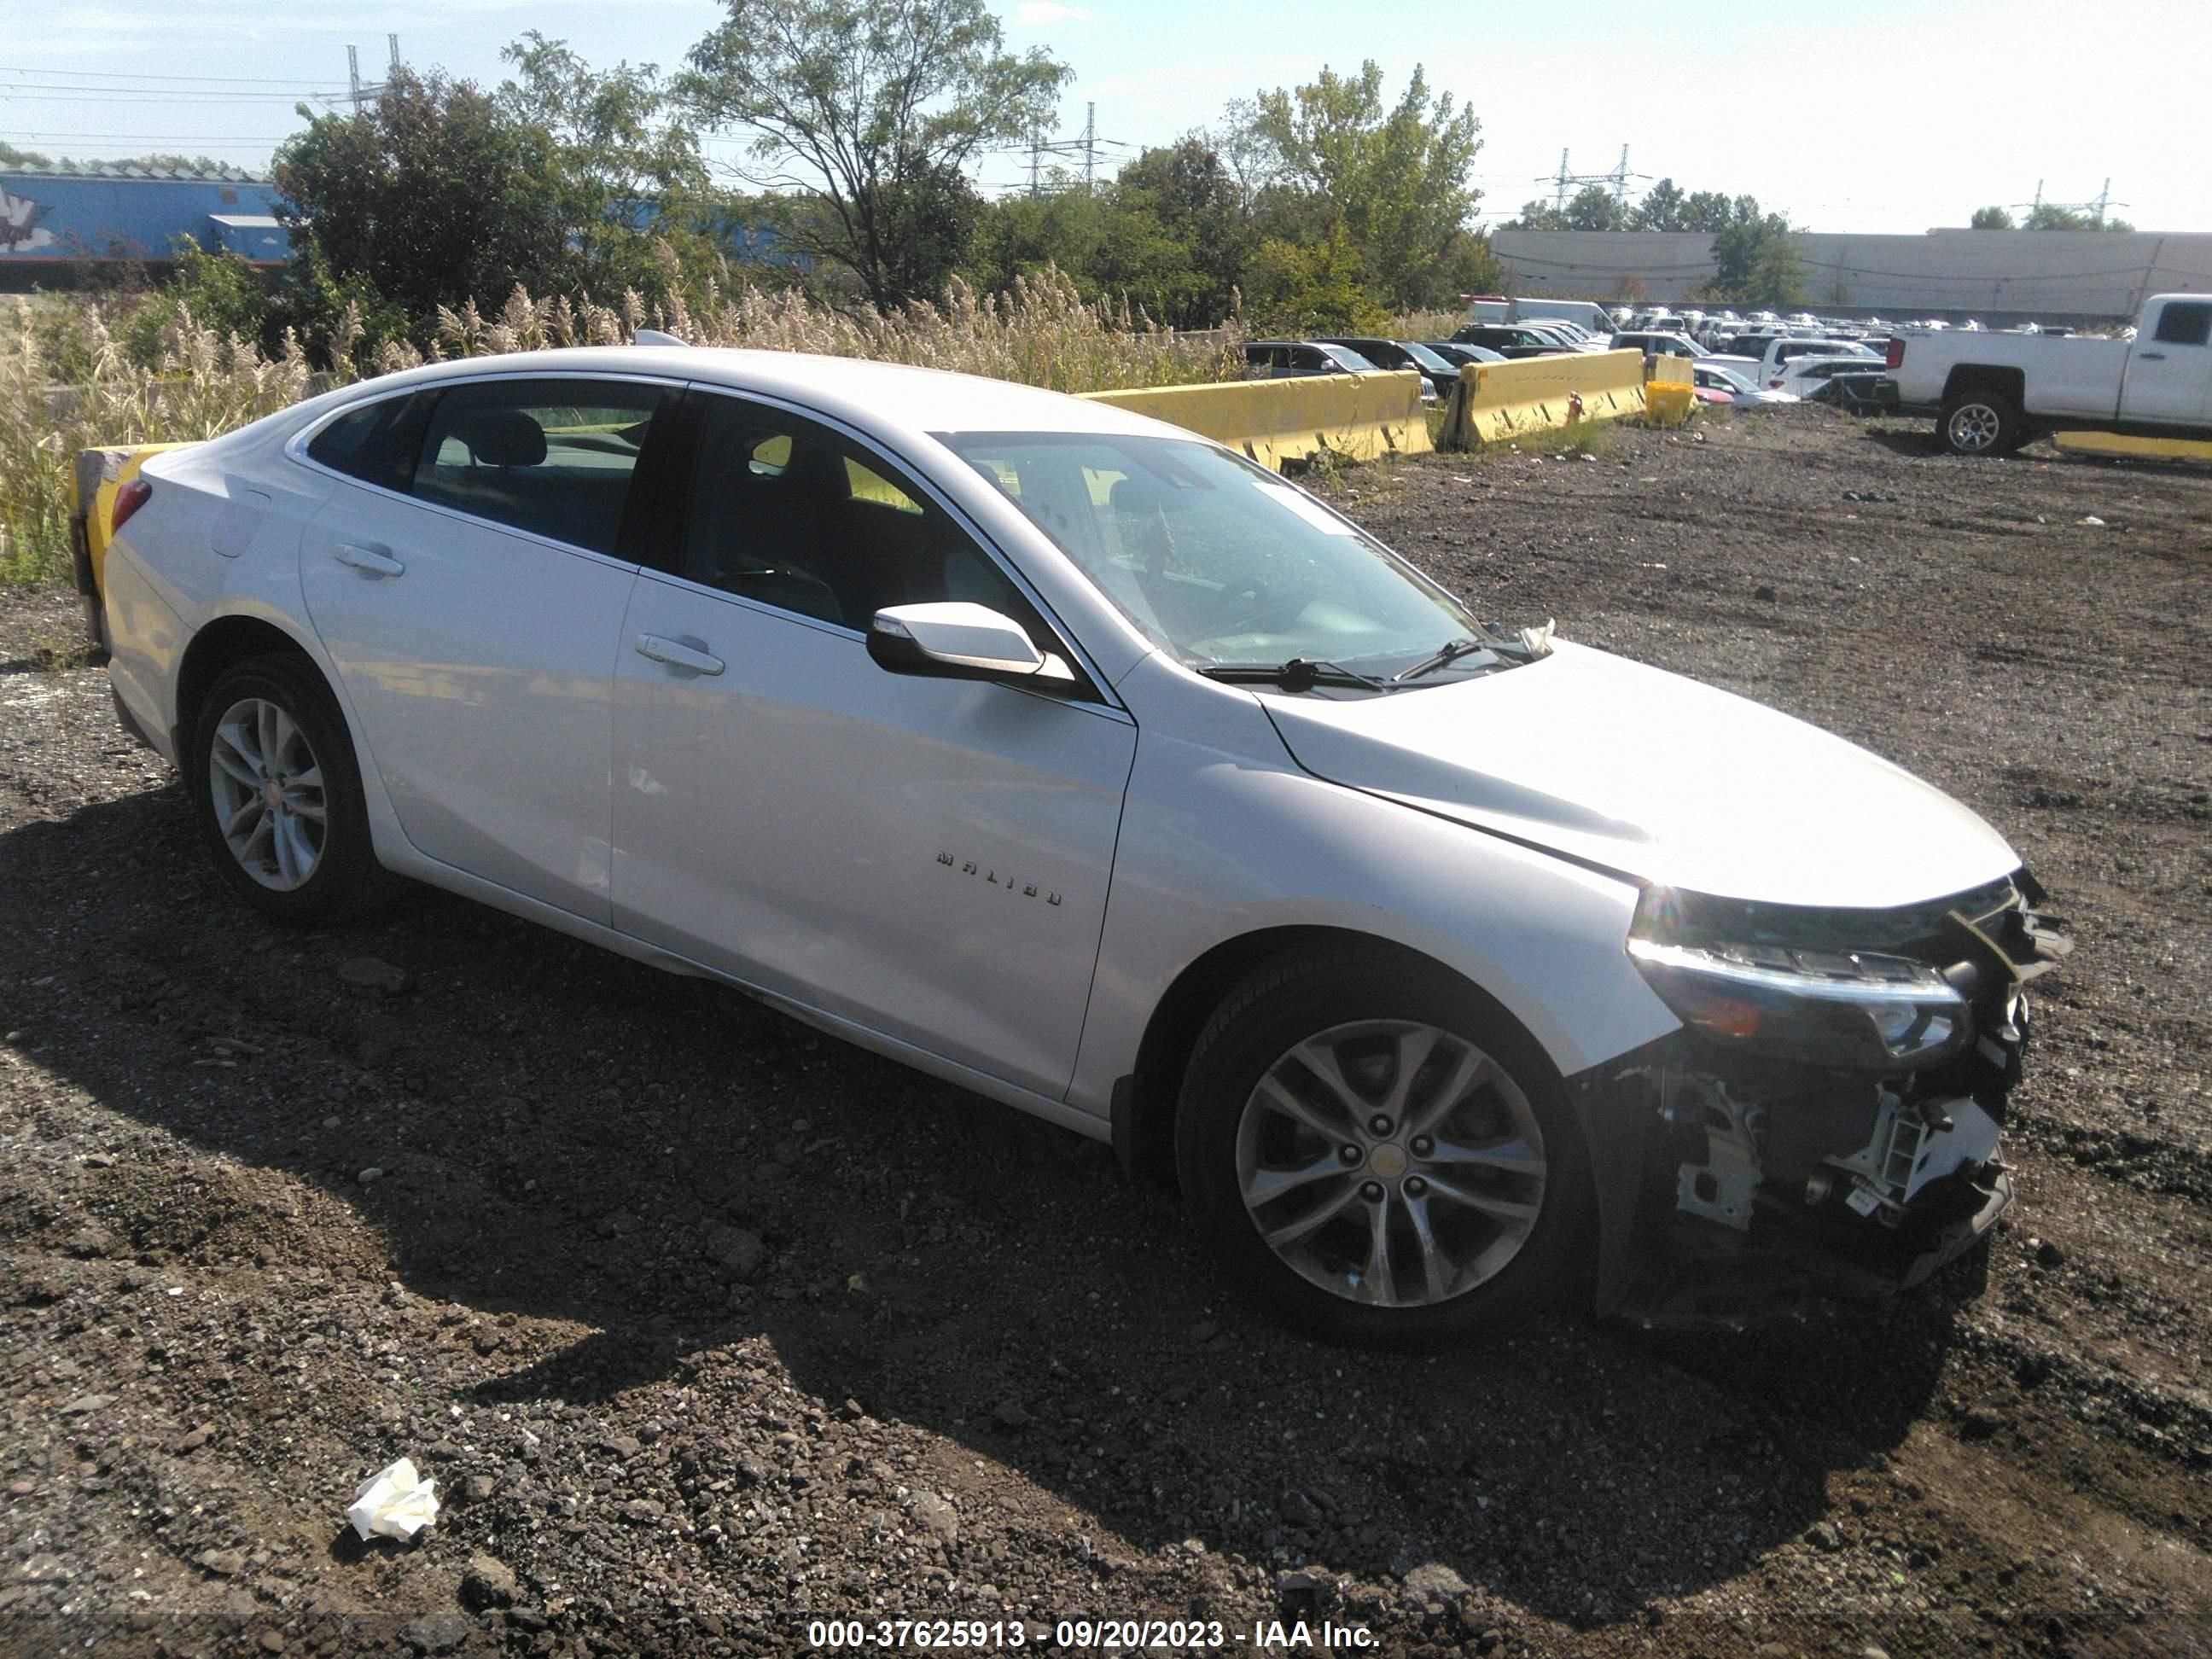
[1260,640,2019,909]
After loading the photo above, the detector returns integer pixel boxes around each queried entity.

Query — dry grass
[2,268,1245,587]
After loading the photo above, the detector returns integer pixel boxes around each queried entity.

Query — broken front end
[1573,872,2069,1328]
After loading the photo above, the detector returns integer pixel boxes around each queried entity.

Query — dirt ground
[0,406,2207,1659]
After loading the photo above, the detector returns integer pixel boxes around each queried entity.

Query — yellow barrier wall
[75,443,193,602]
[2052,429,2212,464]
[1082,370,1431,469]
[1641,352,1696,428]
[1438,349,1649,447]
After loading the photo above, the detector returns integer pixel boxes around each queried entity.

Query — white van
[1509,299,1612,334]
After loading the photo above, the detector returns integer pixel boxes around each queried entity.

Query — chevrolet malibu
[98,346,2067,1344]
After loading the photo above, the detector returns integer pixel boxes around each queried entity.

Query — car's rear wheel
[1175,944,1589,1348]
[1939,390,2023,456]
[191,654,394,926]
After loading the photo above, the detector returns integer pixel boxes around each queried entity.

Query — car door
[298,375,671,924]
[610,390,1137,1098]
[2121,299,2212,423]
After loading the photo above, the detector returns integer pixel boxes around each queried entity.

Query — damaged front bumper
[1569,873,2069,1329]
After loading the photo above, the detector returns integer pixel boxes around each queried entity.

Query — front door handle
[2134,351,2167,360]
[332,543,405,577]
[634,633,725,676]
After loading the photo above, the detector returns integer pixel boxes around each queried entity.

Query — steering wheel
[1196,583,1313,642]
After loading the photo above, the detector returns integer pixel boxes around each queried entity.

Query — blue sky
[5,0,2206,233]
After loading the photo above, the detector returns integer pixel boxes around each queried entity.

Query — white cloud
[1016,2,1092,24]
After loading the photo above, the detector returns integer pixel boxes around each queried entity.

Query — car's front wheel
[1176,945,1589,1348]
[190,653,394,926]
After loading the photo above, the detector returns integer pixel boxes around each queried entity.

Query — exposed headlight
[1627,931,1968,1071]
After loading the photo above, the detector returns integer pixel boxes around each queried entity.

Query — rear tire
[189,653,397,927]
[1174,943,1591,1348]
[1939,390,2023,457]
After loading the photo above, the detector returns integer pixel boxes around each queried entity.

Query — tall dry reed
[2,267,1244,586]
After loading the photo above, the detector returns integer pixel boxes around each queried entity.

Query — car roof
[317,345,1176,445]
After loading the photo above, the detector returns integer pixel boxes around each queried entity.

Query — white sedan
[99,346,2064,1343]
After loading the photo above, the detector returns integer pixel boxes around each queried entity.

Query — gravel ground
[0,407,2206,1658]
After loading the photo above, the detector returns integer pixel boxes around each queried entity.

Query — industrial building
[0,164,288,284]
[1490,228,2212,326]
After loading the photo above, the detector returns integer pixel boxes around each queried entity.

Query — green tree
[1681,190,1738,232]
[679,0,1069,309]
[1240,219,1387,335]
[1970,205,2015,230]
[1562,183,1627,231]
[498,32,714,292]
[1632,178,1689,231]
[271,69,575,333]
[2024,202,2133,232]
[1505,200,1567,231]
[1236,61,1481,310]
[1709,199,1802,307]
[1100,138,1251,326]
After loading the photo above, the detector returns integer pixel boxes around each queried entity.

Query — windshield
[1400,341,1458,375]
[1702,364,1755,393]
[1318,343,1382,372]
[937,432,1487,678]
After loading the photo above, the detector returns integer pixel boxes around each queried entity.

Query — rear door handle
[332,543,405,577]
[634,633,725,676]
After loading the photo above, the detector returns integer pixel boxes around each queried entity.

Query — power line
[0,66,349,88]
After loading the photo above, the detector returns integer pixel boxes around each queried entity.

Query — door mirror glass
[866,602,1068,683]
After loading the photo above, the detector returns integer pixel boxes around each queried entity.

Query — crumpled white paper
[1519,617,1557,657]
[347,1457,439,1541]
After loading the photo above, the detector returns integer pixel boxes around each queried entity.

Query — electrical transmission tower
[2013,178,2128,227]
[1016,108,1124,197]
[347,35,401,113]
[1540,146,1648,212]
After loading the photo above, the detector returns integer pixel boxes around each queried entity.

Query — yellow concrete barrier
[1437,349,1649,447]
[1641,352,1696,428]
[72,443,192,644]
[1082,370,1430,469]
[2052,429,2212,464]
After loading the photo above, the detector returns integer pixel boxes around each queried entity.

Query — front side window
[941,431,1481,678]
[682,395,1038,635]
[2152,300,2212,346]
[411,378,665,557]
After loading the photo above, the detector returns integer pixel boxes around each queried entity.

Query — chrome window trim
[282,369,694,569]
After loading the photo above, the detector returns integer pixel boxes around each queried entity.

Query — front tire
[1939,390,2023,456]
[1175,944,1590,1348]
[189,654,394,926]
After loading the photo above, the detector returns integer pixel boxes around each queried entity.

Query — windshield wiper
[1392,637,1495,683]
[1198,658,1388,692]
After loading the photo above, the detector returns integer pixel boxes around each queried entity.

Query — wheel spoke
[1426,1134,1544,1175]
[1407,1046,1495,1138]
[282,786,326,823]
[1354,1194,1397,1306]
[1422,1170,1540,1225]
[1404,1191,1451,1302]
[239,811,275,866]
[212,727,261,787]
[221,795,265,840]
[1289,1039,1373,1119]
[1262,1179,1361,1249]
[1254,1072,1353,1144]
[258,701,282,777]
[270,808,300,886]
[1381,1027,1441,1117]
[1244,1152,1351,1208]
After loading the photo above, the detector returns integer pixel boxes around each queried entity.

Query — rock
[700,1224,765,1283]
[55,1393,117,1417]
[2035,1238,2066,1267]
[195,1549,247,1578]
[6,1480,33,1497]
[991,1400,1031,1430]
[597,1434,643,1460]
[357,1167,384,1185]
[63,1229,112,1259]
[258,1632,286,1653]
[463,1474,496,1503]
[620,1498,665,1525]
[1186,1319,1218,1344]
[1401,1563,1470,1600]
[910,1491,958,1546]
[1754,585,1778,602]
[1755,1645,1793,1659]
[1807,1521,1842,1551]
[175,1426,212,1452]
[339,958,410,993]
[1277,1566,1337,1604]
[1861,1647,1893,1659]
[459,1552,517,1610]
[399,1612,472,1655]
[1959,1407,2003,1441]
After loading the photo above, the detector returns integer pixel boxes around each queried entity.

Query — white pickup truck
[1878,294,2212,455]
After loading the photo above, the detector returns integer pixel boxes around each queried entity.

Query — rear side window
[411,378,665,557]
[2153,301,2212,346]
[305,393,431,493]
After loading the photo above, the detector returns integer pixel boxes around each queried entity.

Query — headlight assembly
[1627,928,1969,1072]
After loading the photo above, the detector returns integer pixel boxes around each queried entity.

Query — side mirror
[866,602,1071,684]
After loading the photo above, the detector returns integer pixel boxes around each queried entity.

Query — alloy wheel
[207,696,328,892]
[1235,1019,1548,1308]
